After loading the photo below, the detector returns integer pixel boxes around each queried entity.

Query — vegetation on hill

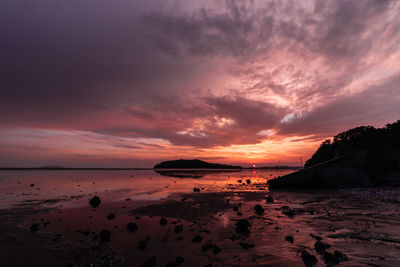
[305,120,400,171]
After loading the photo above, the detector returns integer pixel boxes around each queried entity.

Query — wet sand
[1,170,400,266]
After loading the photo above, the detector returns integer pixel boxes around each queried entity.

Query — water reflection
[0,169,294,209]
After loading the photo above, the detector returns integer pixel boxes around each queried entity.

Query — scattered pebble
[127,222,138,233]
[99,229,111,244]
[239,242,254,249]
[89,196,101,208]
[235,219,250,234]
[30,224,39,232]
[160,217,167,226]
[301,250,317,266]
[174,224,183,233]
[266,195,274,203]
[254,205,265,215]
[107,213,115,220]
[140,256,156,267]
[285,235,294,243]
[192,235,203,243]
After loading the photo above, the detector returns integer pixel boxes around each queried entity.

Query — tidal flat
[0,169,399,266]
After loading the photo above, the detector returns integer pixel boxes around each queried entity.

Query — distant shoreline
[0,166,300,171]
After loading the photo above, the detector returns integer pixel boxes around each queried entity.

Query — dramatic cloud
[1,0,399,167]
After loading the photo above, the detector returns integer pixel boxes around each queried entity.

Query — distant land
[0,167,151,171]
[154,159,242,169]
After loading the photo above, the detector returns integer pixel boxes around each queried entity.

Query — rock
[201,243,213,252]
[137,240,148,250]
[323,250,348,265]
[301,250,317,266]
[99,229,111,244]
[107,213,115,220]
[30,224,39,232]
[193,187,200,193]
[246,179,251,184]
[314,241,331,254]
[237,180,242,183]
[127,222,138,233]
[89,196,101,208]
[192,235,203,243]
[160,217,167,226]
[239,242,254,249]
[282,209,295,217]
[232,206,239,211]
[310,233,322,241]
[30,184,35,187]
[235,219,250,234]
[285,235,294,243]
[212,245,221,254]
[266,195,274,203]
[176,256,184,264]
[174,224,183,233]
[254,205,264,215]
[140,256,156,267]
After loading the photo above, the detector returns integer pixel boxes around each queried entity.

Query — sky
[1,0,400,168]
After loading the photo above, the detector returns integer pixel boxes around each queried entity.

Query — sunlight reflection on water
[0,169,294,209]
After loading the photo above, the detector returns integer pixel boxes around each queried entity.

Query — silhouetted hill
[268,120,400,189]
[154,159,242,169]
[305,120,400,172]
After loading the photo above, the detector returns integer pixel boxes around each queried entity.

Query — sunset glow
[1,0,400,167]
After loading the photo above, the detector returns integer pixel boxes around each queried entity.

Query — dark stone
[314,241,331,254]
[137,240,148,250]
[89,196,101,208]
[192,235,203,243]
[193,187,200,193]
[254,205,264,215]
[266,195,274,203]
[246,179,251,184]
[212,245,221,254]
[174,224,183,233]
[232,206,239,211]
[310,233,322,241]
[107,213,115,220]
[239,242,254,249]
[140,256,156,267]
[285,235,294,243]
[235,219,250,234]
[323,250,348,265]
[127,222,138,233]
[160,217,167,225]
[176,256,184,264]
[282,209,295,217]
[301,250,317,266]
[99,229,111,244]
[201,244,214,252]
[30,224,39,232]
[30,184,34,187]
[237,180,242,183]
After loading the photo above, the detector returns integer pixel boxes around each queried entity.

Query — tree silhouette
[305,120,400,169]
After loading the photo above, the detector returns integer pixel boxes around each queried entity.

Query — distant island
[268,120,400,189]
[154,159,242,169]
